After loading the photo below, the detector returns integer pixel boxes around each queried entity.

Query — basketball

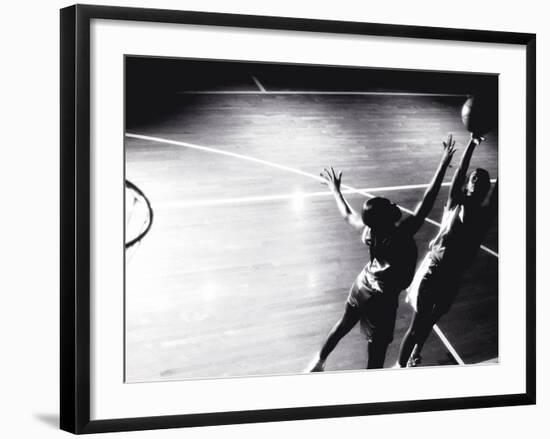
[461,95,497,136]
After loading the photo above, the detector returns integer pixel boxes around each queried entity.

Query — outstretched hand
[470,132,486,145]
[320,167,343,193]
[441,134,457,166]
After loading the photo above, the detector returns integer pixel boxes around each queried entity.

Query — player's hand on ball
[320,167,342,193]
[470,132,485,145]
[441,134,457,166]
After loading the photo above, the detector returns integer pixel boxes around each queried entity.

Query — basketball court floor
[124,61,498,382]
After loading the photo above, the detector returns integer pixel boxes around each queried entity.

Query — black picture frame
[60,4,536,434]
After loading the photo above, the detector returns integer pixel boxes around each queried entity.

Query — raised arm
[405,134,456,235]
[320,167,364,232]
[447,134,483,208]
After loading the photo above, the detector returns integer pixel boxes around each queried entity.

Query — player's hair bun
[362,197,401,227]
[391,204,402,223]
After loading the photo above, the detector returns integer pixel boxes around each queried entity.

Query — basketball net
[125,180,153,263]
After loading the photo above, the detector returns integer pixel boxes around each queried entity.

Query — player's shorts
[347,280,398,345]
[406,254,459,316]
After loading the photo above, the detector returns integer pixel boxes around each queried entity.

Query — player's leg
[405,312,436,366]
[365,297,396,369]
[398,260,444,367]
[366,340,390,369]
[398,311,425,367]
[398,280,435,366]
[408,285,459,365]
[318,303,360,359]
[306,302,360,372]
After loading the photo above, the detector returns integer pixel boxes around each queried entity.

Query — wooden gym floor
[124,60,498,383]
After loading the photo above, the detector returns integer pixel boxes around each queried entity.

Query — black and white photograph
[124,57,499,383]
[1,0,546,436]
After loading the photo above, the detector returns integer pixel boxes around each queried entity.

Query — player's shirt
[428,204,462,262]
[350,222,417,307]
[428,201,491,273]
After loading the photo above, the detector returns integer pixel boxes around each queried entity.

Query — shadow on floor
[34,413,58,429]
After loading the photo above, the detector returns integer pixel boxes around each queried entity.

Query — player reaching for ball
[397,133,498,368]
[306,137,457,371]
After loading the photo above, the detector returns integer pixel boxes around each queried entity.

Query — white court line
[433,325,466,365]
[155,180,498,209]
[176,90,468,97]
[154,186,431,209]
[251,76,266,92]
[127,132,328,183]
[126,132,497,365]
[157,189,339,209]
[154,187,416,209]
[354,179,497,193]
[154,187,418,209]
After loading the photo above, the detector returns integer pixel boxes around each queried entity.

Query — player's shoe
[407,354,422,367]
[305,355,326,373]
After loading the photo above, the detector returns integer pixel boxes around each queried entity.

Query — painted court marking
[155,180,497,209]
[433,326,465,365]
[251,76,266,92]
[126,132,498,365]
